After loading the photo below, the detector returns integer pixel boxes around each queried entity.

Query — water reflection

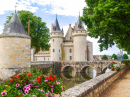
[0,66,110,89]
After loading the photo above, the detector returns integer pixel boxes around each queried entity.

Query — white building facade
[31,15,93,62]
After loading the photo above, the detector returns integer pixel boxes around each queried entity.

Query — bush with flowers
[0,68,65,97]
[108,61,121,71]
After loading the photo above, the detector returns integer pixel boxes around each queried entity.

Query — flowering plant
[0,68,65,97]
[108,61,121,71]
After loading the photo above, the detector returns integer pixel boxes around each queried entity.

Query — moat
[0,66,110,89]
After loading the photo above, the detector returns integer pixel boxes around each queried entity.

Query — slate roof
[53,16,61,31]
[0,13,30,38]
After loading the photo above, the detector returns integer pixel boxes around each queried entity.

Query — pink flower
[51,85,53,87]
[56,81,60,85]
[15,83,20,87]
[45,80,48,82]
[38,89,41,91]
[110,66,111,67]
[61,86,63,90]
[33,79,36,82]
[24,90,29,94]
[51,88,53,92]
[40,89,44,92]
[33,95,37,97]
[35,86,39,87]
[48,91,51,94]
[46,93,48,97]
[1,92,7,96]
[21,93,24,95]
[26,87,30,90]
[23,87,27,90]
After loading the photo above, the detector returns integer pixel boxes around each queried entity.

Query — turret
[50,15,64,61]
[72,14,87,61]
[0,13,31,69]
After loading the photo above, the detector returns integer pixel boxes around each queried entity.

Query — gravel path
[100,67,130,97]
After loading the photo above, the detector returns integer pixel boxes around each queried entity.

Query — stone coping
[61,65,126,97]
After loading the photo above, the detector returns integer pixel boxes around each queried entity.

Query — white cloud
[0,0,38,15]
[25,0,87,16]
[0,25,3,34]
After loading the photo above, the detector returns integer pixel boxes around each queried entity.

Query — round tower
[50,16,64,61]
[72,14,87,61]
[0,13,31,69]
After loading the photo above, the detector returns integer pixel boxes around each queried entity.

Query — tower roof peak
[54,15,61,31]
[0,13,30,38]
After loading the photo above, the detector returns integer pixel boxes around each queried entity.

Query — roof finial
[15,2,19,13]
[79,11,80,17]
[56,14,57,19]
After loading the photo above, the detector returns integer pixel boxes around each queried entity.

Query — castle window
[59,49,60,52]
[69,49,72,53]
[53,49,55,52]
[44,57,45,60]
[59,57,61,60]
[70,37,72,40]
[70,56,72,60]
[53,39,54,42]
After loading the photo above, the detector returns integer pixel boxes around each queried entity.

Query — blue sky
[0,0,128,55]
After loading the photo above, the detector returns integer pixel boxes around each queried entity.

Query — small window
[53,49,55,52]
[53,39,54,42]
[59,57,61,60]
[44,57,45,60]
[70,56,72,60]
[59,49,60,52]
[69,49,72,53]
[48,58,49,60]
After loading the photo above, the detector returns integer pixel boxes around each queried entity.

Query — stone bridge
[31,61,121,74]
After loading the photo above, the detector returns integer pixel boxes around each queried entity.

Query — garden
[0,68,65,97]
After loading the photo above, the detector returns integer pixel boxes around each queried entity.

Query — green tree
[111,54,117,60]
[123,53,128,59]
[102,55,108,60]
[4,10,50,52]
[81,0,130,54]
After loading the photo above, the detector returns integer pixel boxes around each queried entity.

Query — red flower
[28,74,32,78]
[16,74,20,78]
[36,77,40,80]
[53,76,56,79]
[37,80,41,83]
[48,84,51,87]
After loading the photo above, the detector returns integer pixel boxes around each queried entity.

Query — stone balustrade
[61,65,128,97]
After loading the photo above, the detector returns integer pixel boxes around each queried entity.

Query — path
[100,67,130,97]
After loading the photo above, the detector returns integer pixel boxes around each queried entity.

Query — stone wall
[61,65,128,97]
[0,37,31,69]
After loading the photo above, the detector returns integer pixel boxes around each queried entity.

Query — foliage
[108,61,121,71]
[111,54,117,60]
[121,60,130,65]
[4,10,50,52]
[102,55,108,60]
[81,0,130,54]
[0,68,65,97]
[123,53,129,59]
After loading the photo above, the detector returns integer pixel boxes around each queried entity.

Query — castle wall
[87,42,93,61]
[72,31,87,61]
[62,42,74,61]
[0,37,31,68]
[50,32,64,61]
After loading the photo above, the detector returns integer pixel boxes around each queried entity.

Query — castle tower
[72,14,87,61]
[50,15,64,61]
[0,13,31,69]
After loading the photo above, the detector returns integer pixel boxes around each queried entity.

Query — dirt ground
[100,67,130,97]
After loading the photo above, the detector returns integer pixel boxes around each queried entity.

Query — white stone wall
[63,44,74,61]
[50,32,64,61]
[87,42,93,61]
[72,31,87,61]
[0,37,31,68]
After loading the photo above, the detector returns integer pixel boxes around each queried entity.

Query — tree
[4,10,50,52]
[81,0,130,54]
[111,54,117,60]
[102,55,108,60]
[123,53,128,59]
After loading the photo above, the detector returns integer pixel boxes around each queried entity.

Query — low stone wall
[61,65,128,97]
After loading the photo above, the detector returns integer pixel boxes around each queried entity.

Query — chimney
[28,21,30,35]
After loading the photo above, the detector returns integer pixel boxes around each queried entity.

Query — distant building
[31,14,93,62]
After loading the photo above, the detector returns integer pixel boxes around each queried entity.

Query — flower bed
[108,61,121,71]
[0,68,65,97]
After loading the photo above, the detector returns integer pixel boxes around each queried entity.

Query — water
[0,67,110,89]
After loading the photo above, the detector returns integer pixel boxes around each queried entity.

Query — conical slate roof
[0,13,30,38]
[54,16,61,31]
[75,14,83,30]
